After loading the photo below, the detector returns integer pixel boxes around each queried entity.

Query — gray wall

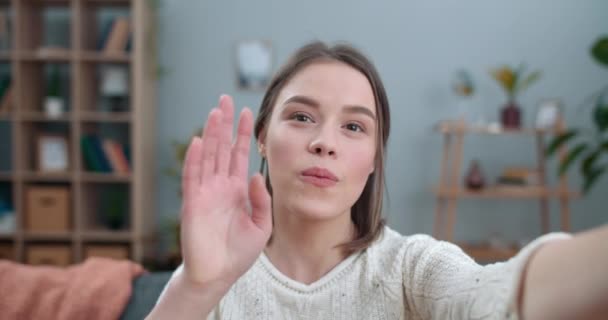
[156,0,608,249]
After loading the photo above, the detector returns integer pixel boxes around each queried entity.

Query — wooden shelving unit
[0,0,157,266]
[434,120,578,263]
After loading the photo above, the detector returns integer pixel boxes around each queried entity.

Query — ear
[257,142,266,157]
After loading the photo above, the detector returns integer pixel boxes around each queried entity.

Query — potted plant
[546,35,608,194]
[490,64,542,129]
[44,65,65,118]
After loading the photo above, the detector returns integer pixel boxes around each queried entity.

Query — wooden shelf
[80,172,132,183]
[0,172,12,181]
[21,112,72,122]
[0,233,15,240]
[457,242,519,262]
[82,230,132,242]
[80,111,131,122]
[0,51,11,61]
[22,0,72,7]
[435,121,560,136]
[435,186,579,199]
[19,50,72,62]
[21,171,73,182]
[84,0,132,6]
[80,51,131,63]
[433,117,575,247]
[24,231,74,241]
[0,0,156,265]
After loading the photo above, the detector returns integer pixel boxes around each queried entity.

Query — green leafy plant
[546,35,608,194]
[47,65,61,98]
[490,64,542,101]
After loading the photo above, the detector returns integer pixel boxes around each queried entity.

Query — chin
[285,196,348,222]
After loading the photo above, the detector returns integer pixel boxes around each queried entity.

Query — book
[97,18,115,51]
[102,139,130,173]
[103,17,130,53]
[0,83,12,115]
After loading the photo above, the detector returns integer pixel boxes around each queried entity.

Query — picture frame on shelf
[235,39,273,91]
[37,134,70,172]
[535,99,563,130]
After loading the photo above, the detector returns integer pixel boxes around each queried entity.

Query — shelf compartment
[23,182,73,232]
[19,61,72,114]
[80,4,131,52]
[80,122,130,173]
[0,120,13,172]
[0,4,13,52]
[79,62,130,114]
[24,241,73,266]
[81,182,131,232]
[19,121,72,172]
[434,186,579,199]
[0,240,15,260]
[16,2,72,51]
[0,181,15,235]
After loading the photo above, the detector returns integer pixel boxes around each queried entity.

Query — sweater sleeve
[402,233,571,320]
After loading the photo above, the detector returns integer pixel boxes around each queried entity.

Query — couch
[120,272,172,320]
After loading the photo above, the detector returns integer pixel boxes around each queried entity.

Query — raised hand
[179,95,272,289]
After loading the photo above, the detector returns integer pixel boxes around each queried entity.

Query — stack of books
[496,167,540,186]
[98,17,132,53]
[81,135,131,173]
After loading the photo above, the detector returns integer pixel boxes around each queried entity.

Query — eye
[291,112,313,123]
[345,122,365,132]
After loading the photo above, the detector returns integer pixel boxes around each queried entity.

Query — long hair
[254,41,391,254]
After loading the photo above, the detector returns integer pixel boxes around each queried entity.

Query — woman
[147,41,608,319]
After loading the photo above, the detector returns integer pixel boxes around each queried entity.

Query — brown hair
[254,41,390,255]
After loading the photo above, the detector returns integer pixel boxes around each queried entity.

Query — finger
[249,173,272,234]
[182,136,203,199]
[216,95,234,175]
[229,107,253,180]
[201,108,222,181]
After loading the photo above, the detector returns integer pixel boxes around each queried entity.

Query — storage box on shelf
[0,0,156,266]
[434,120,578,263]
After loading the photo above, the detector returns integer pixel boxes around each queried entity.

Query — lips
[300,167,338,187]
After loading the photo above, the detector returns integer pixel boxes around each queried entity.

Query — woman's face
[261,60,377,221]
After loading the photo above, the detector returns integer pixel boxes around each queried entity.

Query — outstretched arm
[520,224,608,319]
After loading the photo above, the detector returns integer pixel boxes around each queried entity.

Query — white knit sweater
[158,227,570,319]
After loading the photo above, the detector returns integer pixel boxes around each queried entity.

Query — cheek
[348,144,375,180]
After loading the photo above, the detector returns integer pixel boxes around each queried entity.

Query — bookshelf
[433,120,578,263]
[0,0,156,266]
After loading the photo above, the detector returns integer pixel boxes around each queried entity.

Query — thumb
[248,173,272,234]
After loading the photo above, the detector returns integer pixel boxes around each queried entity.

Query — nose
[308,125,337,157]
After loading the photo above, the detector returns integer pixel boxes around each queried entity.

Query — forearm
[145,273,229,320]
[521,224,608,320]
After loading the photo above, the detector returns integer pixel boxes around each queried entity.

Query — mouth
[300,167,338,188]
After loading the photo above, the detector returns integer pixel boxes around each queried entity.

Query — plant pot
[44,96,65,118]
[500,101,521,129]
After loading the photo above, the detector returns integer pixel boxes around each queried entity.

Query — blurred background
[0,0,607,269]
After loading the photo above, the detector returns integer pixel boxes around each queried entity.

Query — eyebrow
[283,95,376,121]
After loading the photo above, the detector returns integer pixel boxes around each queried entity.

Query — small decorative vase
[44,96,65,118]
[465,160,485,191]
[500,100,521,129]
